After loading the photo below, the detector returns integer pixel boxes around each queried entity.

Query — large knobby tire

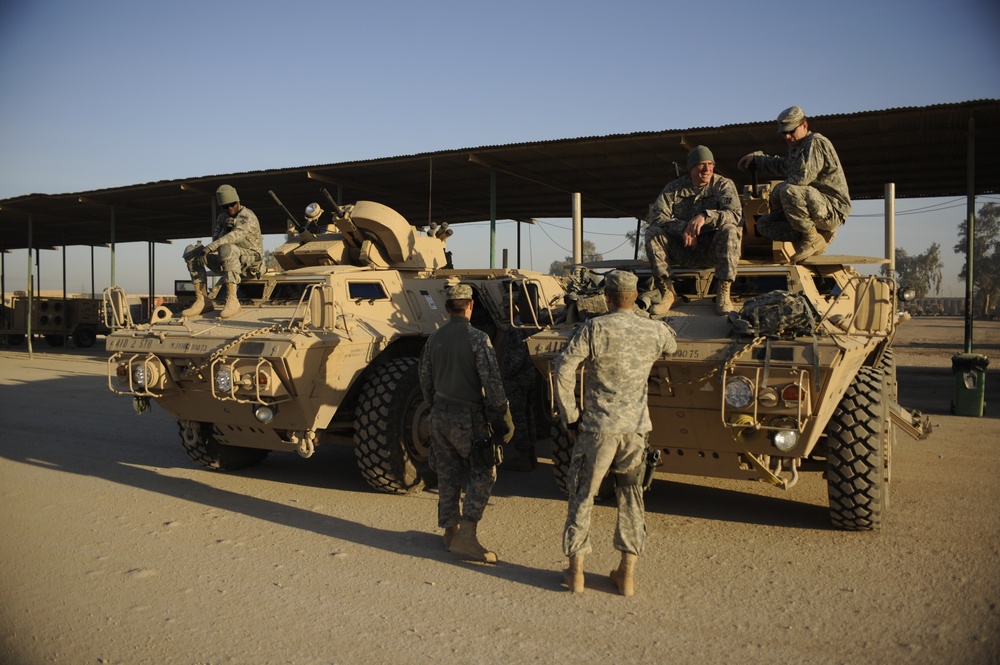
[550,421,573,495]
[72,325,98,348]
[354,357,434,494]
[825,366,889,531]
[179,420,270,471]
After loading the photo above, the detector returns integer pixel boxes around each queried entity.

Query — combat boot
[649,275,677,316]
[443,524,460,550]
[716,280,735,316]
[610,552,637,597]
[564,555,585,593]
[790,230,828,264]
[220,282,242,319]
[181,282,214,318]
[448,519,497,564]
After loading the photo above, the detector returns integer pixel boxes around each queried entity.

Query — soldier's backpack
[728,290,819,338]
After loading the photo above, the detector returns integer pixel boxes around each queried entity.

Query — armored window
[348,282,389,301]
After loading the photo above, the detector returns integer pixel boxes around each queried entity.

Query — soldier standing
[418,283,513,563]
[182,184,265,319]
[645,145,743,316]
[738,106,851,263]
[554,271,677,596]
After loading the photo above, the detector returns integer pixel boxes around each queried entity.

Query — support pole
[963,117,976,354]
[27,216,33,358]
[490,168,497,269]
[884,183,895,276]
[110,206,117,288]
[572,193,582,265]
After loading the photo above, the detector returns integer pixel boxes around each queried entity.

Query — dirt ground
[1,317,998,665]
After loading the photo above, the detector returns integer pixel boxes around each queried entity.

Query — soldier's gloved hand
[204,240,221,253]
[501,404,514,444]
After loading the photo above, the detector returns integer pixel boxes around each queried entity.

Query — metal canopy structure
[1,99,997,252]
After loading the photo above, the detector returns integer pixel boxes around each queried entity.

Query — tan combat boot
[448,519,497,563]
[716,280,735,316]
[649,275,677,316]
[181,282,214,318]
[564,554,585,593]
[219,282,242,319]
[790,230,829,264]
[443,524,460,550]
[609,552,637,597]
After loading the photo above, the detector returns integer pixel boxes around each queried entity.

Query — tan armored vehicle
[105,196,566,493]
[519,184,929,531]
[2,294,111,347]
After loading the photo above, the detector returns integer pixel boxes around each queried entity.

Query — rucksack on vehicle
[728,290,819,339]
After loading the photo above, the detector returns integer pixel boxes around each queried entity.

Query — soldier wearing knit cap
[645,146,742,317]
[738,106,851,263]
[554,270,677,596]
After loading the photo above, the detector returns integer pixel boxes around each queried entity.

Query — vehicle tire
[550,421,573,495]
[825,366,889,531]
[354,357,435,494]
[45,334,66,347]
[179,420,269,471]
[72,326,98,348]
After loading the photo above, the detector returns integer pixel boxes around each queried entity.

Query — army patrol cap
[777,106,806,133]
[687,145,715,171]
[446,283,473,300]
[216,185,239,206]
[604,270,638,293]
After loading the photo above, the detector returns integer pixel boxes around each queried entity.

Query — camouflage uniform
[645,174,742,281]
[501,326,536,458]
[554,308,677,557]
[184,206,264,286]
[749,132,851,241]
[419,308,508,529]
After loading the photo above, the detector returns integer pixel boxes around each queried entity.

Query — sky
[1,0,998,297]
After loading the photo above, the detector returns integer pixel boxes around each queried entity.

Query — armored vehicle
[519,184,929,531]
[106,197,566,493]
[2,294,111,348]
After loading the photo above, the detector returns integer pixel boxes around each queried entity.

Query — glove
[502,404,514,444]
[205,240,221,253]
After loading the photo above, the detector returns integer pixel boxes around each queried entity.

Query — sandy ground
[1,317,998,665]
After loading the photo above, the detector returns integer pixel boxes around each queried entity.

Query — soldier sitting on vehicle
[182,185,265,319]
[645,146,743,317]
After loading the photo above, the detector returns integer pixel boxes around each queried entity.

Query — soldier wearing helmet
[181,185,265,319]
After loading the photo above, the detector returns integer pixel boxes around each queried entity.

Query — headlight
[131,365,148,387]
[215,367,233,393]
[770,417,800,452]
[724,376,755,409]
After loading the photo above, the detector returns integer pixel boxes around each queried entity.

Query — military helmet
[216,185,239,206]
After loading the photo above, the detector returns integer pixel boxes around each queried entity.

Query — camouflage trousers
[503,384,533,453]
[185,242,263,286]
[645,222,741,282]
[563,431,647,557]
[757,182,844,241]
[428,401,496,528]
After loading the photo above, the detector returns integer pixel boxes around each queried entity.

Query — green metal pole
[490,168,497,269]
[964,117,975,354]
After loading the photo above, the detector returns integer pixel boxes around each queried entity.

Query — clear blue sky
[1,0,998,297]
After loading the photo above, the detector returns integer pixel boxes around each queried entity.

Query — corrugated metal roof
[1,99,996,251]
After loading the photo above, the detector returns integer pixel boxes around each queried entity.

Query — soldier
[645,145,742,316]
[418,283,513,563]
[500,299,538,472]
[182,184,265,319]
[738,106,851,263]
[554,271,677,596]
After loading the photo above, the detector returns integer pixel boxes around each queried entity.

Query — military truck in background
[2,294,111,348]
[517,182,930,531]
[105,195,566,494]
